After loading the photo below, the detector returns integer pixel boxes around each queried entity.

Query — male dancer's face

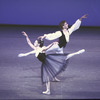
[63,22,68,29]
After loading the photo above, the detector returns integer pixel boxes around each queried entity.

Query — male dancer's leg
[46,44,63,54]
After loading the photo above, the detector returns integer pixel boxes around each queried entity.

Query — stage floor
[0,25,100,99]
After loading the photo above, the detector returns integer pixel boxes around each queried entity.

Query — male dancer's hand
[79,14,88,21]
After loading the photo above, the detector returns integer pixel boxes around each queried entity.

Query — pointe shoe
[52,77,60,82]
[42,91,50,95]
[65,49,85,60]
[77,49,85,54]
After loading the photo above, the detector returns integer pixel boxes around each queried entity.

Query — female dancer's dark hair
[37,38,44,47]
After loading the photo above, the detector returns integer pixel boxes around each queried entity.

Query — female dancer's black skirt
[40,53,69,84]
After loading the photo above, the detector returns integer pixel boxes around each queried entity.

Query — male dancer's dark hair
[59,20,66,30]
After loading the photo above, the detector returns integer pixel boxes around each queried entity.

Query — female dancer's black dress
[37,53,69,84]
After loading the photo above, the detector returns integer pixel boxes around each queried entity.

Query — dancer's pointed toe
[77,49,85,54]
[42,91,50,95]
[52,77,60,82]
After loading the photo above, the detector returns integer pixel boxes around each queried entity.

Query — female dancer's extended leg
[66,49,85,60]
[53,49,85,82]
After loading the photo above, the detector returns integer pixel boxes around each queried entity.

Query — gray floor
[0,25,100,99]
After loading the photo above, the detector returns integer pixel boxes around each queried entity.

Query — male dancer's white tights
[46,44,63,54]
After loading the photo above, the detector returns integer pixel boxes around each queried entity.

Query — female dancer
[18,31,85,95]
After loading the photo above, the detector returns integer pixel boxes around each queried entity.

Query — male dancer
[38,14,88,54]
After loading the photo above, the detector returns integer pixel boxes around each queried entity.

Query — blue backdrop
[0,0,100,26]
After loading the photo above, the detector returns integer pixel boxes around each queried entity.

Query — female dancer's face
[34,40,39,47]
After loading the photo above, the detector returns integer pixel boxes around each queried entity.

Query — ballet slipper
[42,90,50,95]
[65,49,85,60]
[52,77,60,82]
[77,49,85,54]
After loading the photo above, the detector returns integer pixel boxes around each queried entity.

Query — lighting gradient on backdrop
[0,0,100,26]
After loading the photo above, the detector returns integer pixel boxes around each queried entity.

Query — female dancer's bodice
[37,53,46,63]
[35,46,46,63]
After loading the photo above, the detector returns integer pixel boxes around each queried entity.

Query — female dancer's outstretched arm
[18,50,35,57]
[22,31,36,50]
[43,42,58,51]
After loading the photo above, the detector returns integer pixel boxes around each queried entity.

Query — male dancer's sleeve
[44,31,62,40]
[68,19,81,35]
